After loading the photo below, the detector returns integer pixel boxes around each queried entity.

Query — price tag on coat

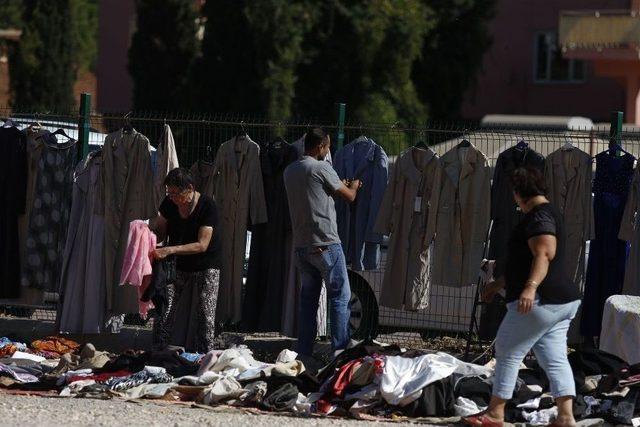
[414,197,422,213]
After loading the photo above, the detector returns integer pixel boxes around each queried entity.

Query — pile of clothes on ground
[0,337,639,424]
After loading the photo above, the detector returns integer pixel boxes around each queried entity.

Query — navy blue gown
[581,151,635,337]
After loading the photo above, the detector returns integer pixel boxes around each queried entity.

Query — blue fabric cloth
[294,244,351,356]
[581,152,634,337]
[333,137,388,270]
[493,299,581,399]
[179,352,202,363]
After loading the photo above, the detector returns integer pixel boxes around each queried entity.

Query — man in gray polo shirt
[284,127,361,356]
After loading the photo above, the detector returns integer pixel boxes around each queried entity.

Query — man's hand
[481,280,503,303]
[349,179,362,190]
[153,246,174,260]
[518,286,537,314]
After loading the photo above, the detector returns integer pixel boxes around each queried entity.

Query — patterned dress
[22,135,77,292]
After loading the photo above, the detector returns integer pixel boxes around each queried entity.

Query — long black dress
[242,139,298,332]
[0,126,27,298]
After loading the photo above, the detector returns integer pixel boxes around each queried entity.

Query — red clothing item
[317,359,362,414]
[67,370,132,384]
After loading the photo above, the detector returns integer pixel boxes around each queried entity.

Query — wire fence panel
[1,108,639,351]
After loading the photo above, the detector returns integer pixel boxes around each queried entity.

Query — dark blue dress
[581,151,635,337]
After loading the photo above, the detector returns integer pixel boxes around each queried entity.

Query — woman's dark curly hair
[510,166,547,200]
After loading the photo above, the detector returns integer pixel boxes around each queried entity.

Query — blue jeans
[493,298,581,400]
[294,244,351,356]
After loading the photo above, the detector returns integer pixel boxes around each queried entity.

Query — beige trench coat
[154,124,179,209]
[544,147,594,288]
[100,129,157,314]
[620,162,640,295]
[211,135,267,324]
[374,147,440,310]
[426,143,491,287]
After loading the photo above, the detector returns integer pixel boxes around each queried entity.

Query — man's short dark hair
[304,127,329,152]
[510,166,547,200]
[164,167,195,190]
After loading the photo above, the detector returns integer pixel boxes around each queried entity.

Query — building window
[534,32,585,83]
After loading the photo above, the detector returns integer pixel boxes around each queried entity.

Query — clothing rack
[464,220,494,362]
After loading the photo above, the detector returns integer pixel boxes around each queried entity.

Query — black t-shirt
[504,203,580,304]
[159,194,220,272]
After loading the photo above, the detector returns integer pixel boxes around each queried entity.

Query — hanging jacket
[154,124,179,210]
[211,134,267,324]
[426,142,491,287]
[99,128,157,314]
[544,146,594,288]
[489,145,545,278]
[58,151,107,334]
[333,136,389,271]
[374,147,440,310]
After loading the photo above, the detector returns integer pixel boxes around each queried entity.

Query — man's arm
[334,179,361,203]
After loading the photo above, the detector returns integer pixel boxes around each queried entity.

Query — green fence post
[78,93,91,161]
[336,102,346,149]
[609,110,623,144]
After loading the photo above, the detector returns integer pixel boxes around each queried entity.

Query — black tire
[348,271,379,340]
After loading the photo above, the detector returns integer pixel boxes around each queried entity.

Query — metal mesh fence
[1,107,638,352]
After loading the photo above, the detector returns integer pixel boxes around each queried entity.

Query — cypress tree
[294,0,430,125]
[195,0,260,115]
[414,0,497,120]
[128,0,198,111]
[10,0,77,111]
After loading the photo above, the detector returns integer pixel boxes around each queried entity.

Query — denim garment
[582,152,634,337]
[294,243,351,355]
[493,299,581,400]
[333,137,389,270]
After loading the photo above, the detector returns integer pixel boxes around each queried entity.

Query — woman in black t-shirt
[465,167,581,427]
[153,168,220,352]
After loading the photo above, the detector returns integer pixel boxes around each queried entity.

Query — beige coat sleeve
[373,159,400,235]
[249,145,268,225]
[477,158,492,244]
[140,138,158,220]
[94,140,113,216]
[619,163,639,242]
[424,164,443,248]
[154,124,179,209]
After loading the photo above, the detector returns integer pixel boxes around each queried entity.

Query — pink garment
[119,220,157,319]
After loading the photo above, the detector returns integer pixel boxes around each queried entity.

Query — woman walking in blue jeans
[466,167,581,427]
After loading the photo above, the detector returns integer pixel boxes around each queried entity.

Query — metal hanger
[515,136,528,151]
[52,128,74,141]
[607,135,630,157]
[123,111,133,133]
[458,128,471,147]
[236,121,247,139]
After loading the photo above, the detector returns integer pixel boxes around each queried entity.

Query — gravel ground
[0,393,418,427]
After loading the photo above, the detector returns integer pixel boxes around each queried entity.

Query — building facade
[461,0,632,123]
